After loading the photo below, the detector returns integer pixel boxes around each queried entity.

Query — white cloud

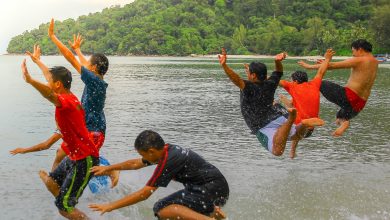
[0,0,134,54]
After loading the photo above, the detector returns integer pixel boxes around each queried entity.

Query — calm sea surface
[1,55,389,220]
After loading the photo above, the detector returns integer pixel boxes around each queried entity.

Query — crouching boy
[89,130,229,220]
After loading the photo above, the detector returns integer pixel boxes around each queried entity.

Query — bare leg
[279,94,293,108]
[52,148,67,172]
[59,209,90,220]
[108,170,120,188]
[333,119,350,137]
[290,139,299,159]
[39,170,60,197]
[158,204,214,220]
[272,108,297,156]
[210,206,226,220]
[291,117,325,141]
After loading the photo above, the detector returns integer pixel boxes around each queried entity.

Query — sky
[0,0,135,54]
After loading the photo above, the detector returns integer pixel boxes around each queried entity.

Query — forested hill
[7,0,390,56]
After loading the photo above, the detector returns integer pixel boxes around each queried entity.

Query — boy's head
[49,66,72,91]
[248,62,267,81]
[351,39,372,55]
[88,53,109,76]
[291,71,308,84]
[134,130,165,163]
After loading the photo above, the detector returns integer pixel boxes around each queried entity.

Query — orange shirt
[280,77,322,124]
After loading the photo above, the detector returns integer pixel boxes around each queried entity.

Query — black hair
[134,130,165,152]
[351,39,372,52]
[249,62,267,81]
[291,71,308,84]
[90,53,109,75]
[50,66,72,89]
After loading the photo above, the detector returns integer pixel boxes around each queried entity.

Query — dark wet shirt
[240,71,286,133]
[81,66,108,133]
[145,144,226,188]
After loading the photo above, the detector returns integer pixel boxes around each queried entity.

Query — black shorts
[320,80,359,120]
[153,178,229,217]
[49,156,99,212]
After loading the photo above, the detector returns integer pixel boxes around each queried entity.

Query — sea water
[1,55,389,220]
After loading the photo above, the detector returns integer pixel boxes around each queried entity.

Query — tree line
[7,0,390,56]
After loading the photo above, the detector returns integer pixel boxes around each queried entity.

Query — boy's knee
[54,195,75,213]
[272,148,284,156]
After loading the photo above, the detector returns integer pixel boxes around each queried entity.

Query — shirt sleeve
[310,77,322,89]
[56,94,71,109]
[280,80,292,92]
[80,66,104,88]
[268,71,283,86]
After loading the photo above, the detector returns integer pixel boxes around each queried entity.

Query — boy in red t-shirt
[20,59,98,219]
[279,49,335,158]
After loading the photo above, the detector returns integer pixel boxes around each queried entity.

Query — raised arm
[48,19,82,73]
[90,158,147,176]
[69,34,90,67]
[89,185,156,215]
[314,48,336,79]
[26,45,51,82]
[275,52,287,72]
[10,133,62,155]
[219,48,245,90]
[298,57,360,70]
[21,59,60,106]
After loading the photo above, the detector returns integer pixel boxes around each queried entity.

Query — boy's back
[240,71,284,133]
[56,92,98,160]
[80,66,108,134]
[280,77,321,124]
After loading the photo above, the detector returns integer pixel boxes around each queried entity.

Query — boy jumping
[219,48,323,156]
[20,59,98,219]
[278,49,334,158]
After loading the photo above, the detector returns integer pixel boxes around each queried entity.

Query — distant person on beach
[218,48,324,156]
[298,39,378,136]
[278,49,335,158]
[10,20,119,186]
[20,59,98,219]
[89,130,229,220]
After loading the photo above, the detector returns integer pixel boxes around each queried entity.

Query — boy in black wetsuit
[89,130,229,220]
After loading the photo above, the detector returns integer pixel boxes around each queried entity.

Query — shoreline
[1,53,351,60]
[2,53,389,68]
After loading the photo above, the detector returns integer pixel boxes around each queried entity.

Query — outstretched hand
[90,166,108,176]
[48,18,55,37]
[69,34,84,50]
[9,148,26,155]
[89,203,112,215]
[275,52,287,61]
[218,48,227,66]
[297,60,311,69]
[26,44,41,63]
[21,59,32,83]
[324,48,336,60]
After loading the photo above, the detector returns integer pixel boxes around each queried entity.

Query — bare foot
[332,120,350,137]
[301,118,325,127]
[279,94,293,108]
[211,206,226,220]
[109,170,120,188]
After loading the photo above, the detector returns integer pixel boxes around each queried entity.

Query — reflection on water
[1,56,389,219]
